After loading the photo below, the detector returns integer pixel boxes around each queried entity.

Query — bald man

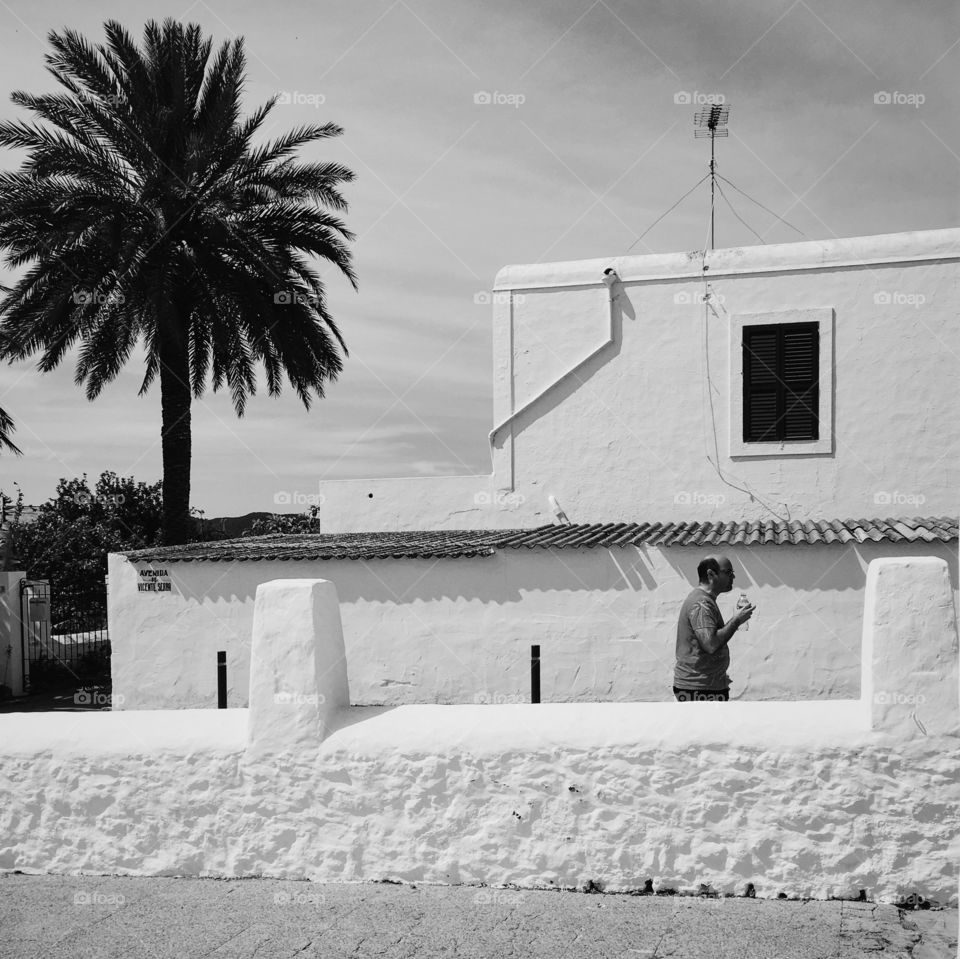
[673,555,754,702]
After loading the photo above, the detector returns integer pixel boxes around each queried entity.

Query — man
[673,555,754,702]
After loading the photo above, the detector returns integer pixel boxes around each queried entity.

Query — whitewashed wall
[109,539,957,710]
[308,229,960,532]
[3,559,958,905]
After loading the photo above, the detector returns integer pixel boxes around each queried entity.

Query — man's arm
[692,603,754,655]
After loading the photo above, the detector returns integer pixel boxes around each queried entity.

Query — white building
[110,228,959,709]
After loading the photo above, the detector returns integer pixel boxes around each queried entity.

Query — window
[743,323,819,442]
[728,308,833,458]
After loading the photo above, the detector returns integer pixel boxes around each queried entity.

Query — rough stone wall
[0,712,957,905]
[4,560,958,904]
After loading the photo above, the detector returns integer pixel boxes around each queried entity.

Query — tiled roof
[121,517,957,563]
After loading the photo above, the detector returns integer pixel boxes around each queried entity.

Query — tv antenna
[694,103,730,250]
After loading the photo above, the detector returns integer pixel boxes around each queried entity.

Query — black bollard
[217,651,227,708]
[531,645,540,703]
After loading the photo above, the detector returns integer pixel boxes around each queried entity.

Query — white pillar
[861,556,959,737]
[246,579,350,755]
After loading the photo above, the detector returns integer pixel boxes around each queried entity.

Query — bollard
[217,650,227,708]
[531,644,540,703]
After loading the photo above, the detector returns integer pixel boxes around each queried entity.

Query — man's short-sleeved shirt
[674,586,730,690]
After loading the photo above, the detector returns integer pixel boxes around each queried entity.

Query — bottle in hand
[736,593,751,631]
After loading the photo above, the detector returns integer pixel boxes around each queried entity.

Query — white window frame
[729,307,834,457]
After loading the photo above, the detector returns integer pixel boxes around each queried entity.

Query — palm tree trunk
[158,308,193,546]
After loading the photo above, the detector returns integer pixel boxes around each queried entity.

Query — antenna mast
[694,103,730,250]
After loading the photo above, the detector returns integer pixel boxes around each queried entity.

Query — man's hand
[734,602,756,626]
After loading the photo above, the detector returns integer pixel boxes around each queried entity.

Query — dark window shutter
[743,323,819,442]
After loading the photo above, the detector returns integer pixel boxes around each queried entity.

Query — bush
[4,471,163,591]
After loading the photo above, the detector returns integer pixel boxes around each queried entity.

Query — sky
[0,0,957,516]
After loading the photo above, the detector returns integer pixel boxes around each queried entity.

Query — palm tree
[0,405,21,455]
[0,19,356,543]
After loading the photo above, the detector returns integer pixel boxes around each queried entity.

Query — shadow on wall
[164,540,957,610]
[167,548,655,607]
[661,542,959,595]
[496,282,636,445]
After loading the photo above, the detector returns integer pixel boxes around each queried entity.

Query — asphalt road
[1,874,955,959]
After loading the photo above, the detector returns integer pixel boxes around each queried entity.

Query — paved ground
[2,875,956,958]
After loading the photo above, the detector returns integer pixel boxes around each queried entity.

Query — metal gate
[19,579,110,693]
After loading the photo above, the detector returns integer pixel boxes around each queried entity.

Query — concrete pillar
[862,557,959,737]
[247,579,349,755]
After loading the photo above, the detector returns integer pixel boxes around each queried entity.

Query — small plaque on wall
[137,568,172,593]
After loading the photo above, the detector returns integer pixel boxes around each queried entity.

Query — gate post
[247,579,350,757]
[862,556,959,738]
[0,571,26,697]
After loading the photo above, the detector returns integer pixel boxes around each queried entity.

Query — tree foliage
[241,505,321,537]
[0,405,20,455]
[6,471,162,591]
[0,19,356,544]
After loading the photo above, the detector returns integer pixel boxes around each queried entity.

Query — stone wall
[2,558,958,904]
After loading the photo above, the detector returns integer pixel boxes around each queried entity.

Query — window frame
[729,308,834,457]
[742,321,820,443]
